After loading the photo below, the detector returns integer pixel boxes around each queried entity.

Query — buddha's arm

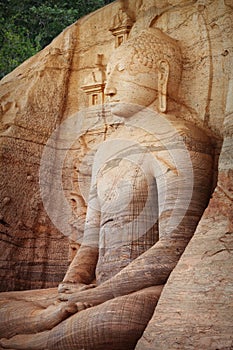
[61,245,99,285]
[63,147,213,305]
[63,212,203,305]
[62,237,186,306]
[61,188,100,286]
[104,237,189,293]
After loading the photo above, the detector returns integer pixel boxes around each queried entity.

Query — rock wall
[136,2,233,348]
[0,0,125,291]
[0,0,232,348]
[136,114,233,350]
[0,19,77,291]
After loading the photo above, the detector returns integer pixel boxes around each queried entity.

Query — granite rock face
[136,117,233,350]
[0,0,232,349]
[135,2,233,348]
[0,24,78,291]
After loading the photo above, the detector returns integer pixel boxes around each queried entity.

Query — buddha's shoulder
[166,114,212,144]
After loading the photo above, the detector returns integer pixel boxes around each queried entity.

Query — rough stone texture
[0,0,232,349]
[0,0,122,292]
[0,24,78,290]
[135,2,233,349]
[0,0,229,292]
[136,116,233,350]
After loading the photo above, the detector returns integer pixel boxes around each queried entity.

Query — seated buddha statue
[0,28,214,350]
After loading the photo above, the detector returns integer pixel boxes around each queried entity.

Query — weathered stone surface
[0,0,121,292]
[135,2,233,348]
[136,122,233,350]
[0,25,78,291]
[0,0,232,349]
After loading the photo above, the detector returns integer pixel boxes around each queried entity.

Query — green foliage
[0,0,114,78]
[0,21,37,79]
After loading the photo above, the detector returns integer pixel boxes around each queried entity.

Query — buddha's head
[104,28,182,117]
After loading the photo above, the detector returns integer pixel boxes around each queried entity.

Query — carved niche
[109,5,134,48]
[81,54,106,106]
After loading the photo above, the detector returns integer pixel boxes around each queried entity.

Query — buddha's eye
[117,63,125,72]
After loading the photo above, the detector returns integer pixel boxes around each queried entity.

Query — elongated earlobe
[158,60,169,113]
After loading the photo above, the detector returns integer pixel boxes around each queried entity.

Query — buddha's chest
[96,158,154,213]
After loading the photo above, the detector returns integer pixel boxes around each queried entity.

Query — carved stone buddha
[0,28,214,350]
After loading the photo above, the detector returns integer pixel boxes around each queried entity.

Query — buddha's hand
[58,288,97,304]
[52,299,94,317]
[58,283,112,308]
[68,301,93,313]
[58,282,96,294]
[57,292,94,313]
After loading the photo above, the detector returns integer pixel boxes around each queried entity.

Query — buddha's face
[104,47,158,118]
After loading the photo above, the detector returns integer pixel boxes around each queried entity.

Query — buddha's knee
[47,289,160,350]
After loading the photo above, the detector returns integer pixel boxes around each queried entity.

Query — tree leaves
[0,0,114,78]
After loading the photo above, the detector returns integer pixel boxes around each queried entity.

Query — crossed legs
[0,285,163,350]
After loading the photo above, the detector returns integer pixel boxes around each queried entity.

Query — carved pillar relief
[109,7,134,48]
[81,54,106,107]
